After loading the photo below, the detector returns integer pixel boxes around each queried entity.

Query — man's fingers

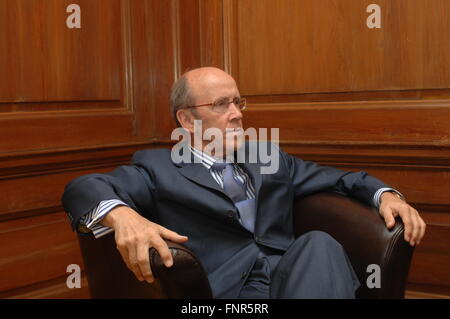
[417,215,426,245]
[398,207,413,245]
[152,236,174,268]
[412,209,426,245]
[159,227,188,243]
[382,207,396,229]
[409,209,421,246]
[116,236,145,282]
[126,245,147,281]
[136,243,154,283]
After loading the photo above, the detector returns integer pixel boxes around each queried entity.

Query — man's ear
[176,109,195,134]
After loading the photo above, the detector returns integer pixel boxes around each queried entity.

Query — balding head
[184,67,236,95]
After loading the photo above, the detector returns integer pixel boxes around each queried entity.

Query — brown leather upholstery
[78,233,212,298]
[78,192,414,298]
[150,241,213,298]
[293,192,414,298]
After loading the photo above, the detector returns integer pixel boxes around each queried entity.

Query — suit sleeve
[279,149,389,207]
[61,151,156,231]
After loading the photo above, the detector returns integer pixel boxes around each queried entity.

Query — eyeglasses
[184,97,246,114]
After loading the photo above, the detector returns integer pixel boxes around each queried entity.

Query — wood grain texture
[0,274,90,299]
[232,0,450,95]
[408,224,450,288]
[0,0,156,155]
[0,212,84,292]
[244,100,450,146]
[0,0,449,298]
[0,0,121,103]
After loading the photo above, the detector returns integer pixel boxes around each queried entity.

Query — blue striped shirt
[79,147,402,238]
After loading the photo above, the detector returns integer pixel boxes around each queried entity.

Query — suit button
[255,236,260,242]
[227,210,235,218]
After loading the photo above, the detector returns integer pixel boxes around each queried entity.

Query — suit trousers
[238,231,361,299]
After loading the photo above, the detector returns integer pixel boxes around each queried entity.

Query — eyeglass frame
[183,97,247,113]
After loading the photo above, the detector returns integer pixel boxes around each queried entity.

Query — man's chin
[224,137,244,157]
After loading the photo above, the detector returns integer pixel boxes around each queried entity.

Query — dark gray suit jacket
[62,143,388,298]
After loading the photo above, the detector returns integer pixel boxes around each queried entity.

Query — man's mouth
[225,128,244,136]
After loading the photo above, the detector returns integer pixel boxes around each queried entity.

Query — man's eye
[215,100,228,107]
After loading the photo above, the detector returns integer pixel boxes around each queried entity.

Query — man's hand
[100,206,188,283]
[379,192,426,246]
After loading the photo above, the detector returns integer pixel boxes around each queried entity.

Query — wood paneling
[0,165,116,219]
[232,0,450,95]
[244,100,450,146]
[0,0,449,298]
[0,212,84,292]
[0,0,154,155]
[0,0,121,103]
[408,224,450,288]
[1,274,90,299]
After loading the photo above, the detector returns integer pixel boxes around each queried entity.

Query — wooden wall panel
[0,0,153,155]
[2,274,90,299]
[408,224,450,288]
[244,101,450,146]
[0,166,115,219]
[0,212,84,292]
[233,0,450,95]
[0,0,121,103]
[1,0,449,298]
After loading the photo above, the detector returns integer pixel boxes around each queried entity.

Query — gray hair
[170,74,194,127]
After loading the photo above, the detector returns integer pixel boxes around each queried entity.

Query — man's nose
[228,101,243,119]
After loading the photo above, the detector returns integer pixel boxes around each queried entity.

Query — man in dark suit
[62,67,425,298]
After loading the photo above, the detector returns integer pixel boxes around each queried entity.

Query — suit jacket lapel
[177,161,225,195]
[173,147,226,196]
[173,142,263,205]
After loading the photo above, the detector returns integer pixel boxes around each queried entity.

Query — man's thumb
[161,228,188,242]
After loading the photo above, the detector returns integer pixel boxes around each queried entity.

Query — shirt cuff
[79,199,129,239]
[373,188,405,209]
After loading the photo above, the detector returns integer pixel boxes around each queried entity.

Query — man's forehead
[186,68,238,99]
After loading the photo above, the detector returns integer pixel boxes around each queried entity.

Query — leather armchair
[77,192,414,299]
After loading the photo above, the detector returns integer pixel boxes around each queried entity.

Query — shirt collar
[189,145,215,169]
[189,145,235,169]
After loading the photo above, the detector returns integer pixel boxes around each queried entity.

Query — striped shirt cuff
[373,188,405,209]
[80,199,129,239]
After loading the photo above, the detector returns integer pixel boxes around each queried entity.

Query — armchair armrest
[293,192,414,298]
[150,241,213,298]
[77,233,212,298]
